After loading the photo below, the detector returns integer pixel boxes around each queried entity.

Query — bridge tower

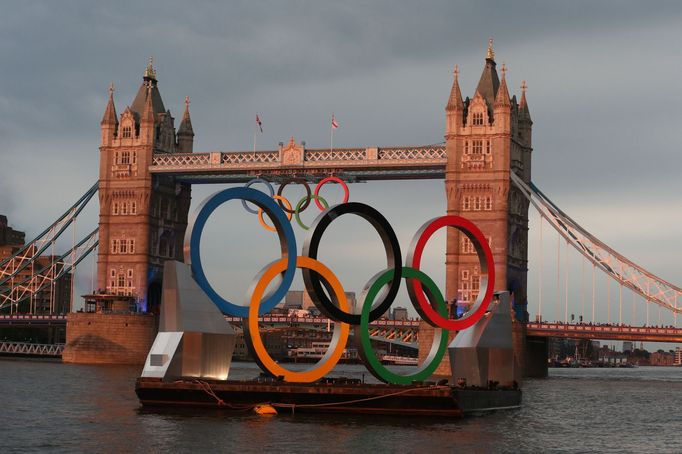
[96,60,193,313]
[421,39,534,376]
[64,60,194,364]
[444,39,532,318]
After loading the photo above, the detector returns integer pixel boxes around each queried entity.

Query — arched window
[122,126,132,138]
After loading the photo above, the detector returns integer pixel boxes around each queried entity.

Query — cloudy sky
[1,1,681,330]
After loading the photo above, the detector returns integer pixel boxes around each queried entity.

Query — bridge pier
[524,335,548,378]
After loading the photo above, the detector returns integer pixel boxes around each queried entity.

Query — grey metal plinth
[142,261,235,381]
[449,291,520,388]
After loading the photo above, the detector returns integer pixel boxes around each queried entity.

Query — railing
[149,144,448,177]
[224,315,420,328]
[0,341,65,357]
[527,322,682,339]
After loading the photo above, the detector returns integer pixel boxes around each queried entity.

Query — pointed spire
[475,38,500,107]
[519,80,531,120]
[178,95,194,136]
[141,84,155,124]
[494,63,511,107]
[101,83,118,125]
[486,37,495,61]
[446,65,464,111]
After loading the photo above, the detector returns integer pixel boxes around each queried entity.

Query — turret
[140,84,156,145]
[177,96,194,153]
[100,83,118,146]
[445,65,465,136]
[493,63,511,132]
[518,81,532,147]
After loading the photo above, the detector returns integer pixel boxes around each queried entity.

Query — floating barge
[135,377,521,417]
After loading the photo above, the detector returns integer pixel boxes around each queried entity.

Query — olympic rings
[244,256,350,383]
[241,178,274,214]
[277,178,311,214]
[188,186,497,385]
[294,194,328,230]
[406,216,495,331]
[185,187,297,317]
[258,195,292,232]
[314,176,349,210]
[357,267,449,384]
[302,202,402,325]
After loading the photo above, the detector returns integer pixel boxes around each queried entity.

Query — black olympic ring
[276,178,311,214]
[302,202,402,324]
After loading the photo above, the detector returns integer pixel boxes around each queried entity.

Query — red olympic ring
[314,176,349,210]
[406,215,495,331]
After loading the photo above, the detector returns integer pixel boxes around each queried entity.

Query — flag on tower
[331,114,339,130]
[256,114,263,133]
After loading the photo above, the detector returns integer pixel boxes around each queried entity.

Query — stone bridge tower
[96,60,193,313]
[444,39,532,319]
[420,40,533,376]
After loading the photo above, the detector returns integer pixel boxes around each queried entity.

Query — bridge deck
[149,145,447,183]
[527,322,682,342]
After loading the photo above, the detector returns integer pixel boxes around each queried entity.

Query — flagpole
[253,117,257,153]
[330,114,334,153]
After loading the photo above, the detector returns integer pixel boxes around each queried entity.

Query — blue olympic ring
[241,178,275,215]
[184,187,297,317]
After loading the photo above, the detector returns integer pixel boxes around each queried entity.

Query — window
[122,126,132,138]
[118,274,126,288]
[473,196,482,211]
[464,141,469,155]
[472,112,484,126]
[129,239,135,254]
[486,140,491,155]
[121,151,130,164]
[472,140,483,154]
[462,196,471,211]
[121,202,128,215]
[485,196,493,211]
[110,269,116,278]
[112,202,119,215]
[120,240,127,254]
[131,152,137,164]
[461,270,470,280]
[111,239,119,254]
[462,282,469,290]
[461,237,475,254]
[131,201,137,215]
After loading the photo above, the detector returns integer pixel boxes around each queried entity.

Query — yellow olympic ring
[245,256,350,382]
[258,195,292,232]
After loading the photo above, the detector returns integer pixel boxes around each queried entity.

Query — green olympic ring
[357,266,449,384]
[294,194,329,230]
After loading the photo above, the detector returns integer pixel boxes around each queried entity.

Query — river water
[1,359,680,453]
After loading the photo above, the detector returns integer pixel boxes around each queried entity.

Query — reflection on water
[1,359,681,453]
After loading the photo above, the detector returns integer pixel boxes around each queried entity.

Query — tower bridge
[1,41,680,374]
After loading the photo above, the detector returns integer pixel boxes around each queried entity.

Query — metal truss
[150,144,447,182]
[0,182,98,287]
[0,341,65,357]
[511,172,681,316]
[0,228,99,311]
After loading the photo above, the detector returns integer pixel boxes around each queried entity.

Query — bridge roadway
[527,322,682,343]
[5,315,680,343]
[0,314,68,327]
[149,143,448,183]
